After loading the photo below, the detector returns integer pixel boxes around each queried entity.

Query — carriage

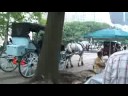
[0,22,45,78]
[101,41,121,56]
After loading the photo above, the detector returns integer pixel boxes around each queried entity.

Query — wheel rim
[20,52,38,78]
[0,58,17,71]
[59,52,67,70]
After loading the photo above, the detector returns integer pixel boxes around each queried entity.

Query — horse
[80,41,90,51]
[65,41,87,68]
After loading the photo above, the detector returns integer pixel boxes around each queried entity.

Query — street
[0,52,98,84]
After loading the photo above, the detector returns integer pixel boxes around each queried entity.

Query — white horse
[65,41,87,68]
[80,41,90,51]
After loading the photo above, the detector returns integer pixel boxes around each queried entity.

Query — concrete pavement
[0,52,99,84]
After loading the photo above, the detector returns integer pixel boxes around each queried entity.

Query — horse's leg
[78,52,84,66]
[81,54,84,66]
[66,55,73,68]
[78,55,81,67]
[70,55,73,68]
[66,58,69,69]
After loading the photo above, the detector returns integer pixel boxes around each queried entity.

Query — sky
[64,12,128,31]
[43,12,112,25]
[65,12,112,25]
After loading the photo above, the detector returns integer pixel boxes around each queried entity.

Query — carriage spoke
[0,58,17,72]
[21,66,28,73]
[28,68,33,76]
[24,67,29,76]
[4,62,11,69]
[10,64,14,68]
[3,63,7,69]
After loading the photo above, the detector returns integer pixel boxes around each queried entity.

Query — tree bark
[30,12,65,84]
[4,12,10,48]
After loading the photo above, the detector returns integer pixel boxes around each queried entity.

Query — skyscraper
[110,12,128,25]
[64,12,112,25]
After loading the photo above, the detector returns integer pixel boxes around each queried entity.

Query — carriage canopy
[11,22,45,37]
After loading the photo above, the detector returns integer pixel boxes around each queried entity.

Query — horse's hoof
[71,65,73,68]
[66,65,68,69]
[81,62,84,66]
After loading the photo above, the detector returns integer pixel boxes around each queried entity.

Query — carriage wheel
[0,50,18,72]
[59,51,67,70]
[19,51,38,78]
[59,58,67,70]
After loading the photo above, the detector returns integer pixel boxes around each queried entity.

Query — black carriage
[0,22,45,78]
[101,41,121,56]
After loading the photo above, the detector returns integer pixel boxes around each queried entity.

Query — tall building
[64,12,112,25]
[110,12,128,25]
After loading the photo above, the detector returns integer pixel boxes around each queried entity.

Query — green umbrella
[84,28,128,56]
[84,28,128,40]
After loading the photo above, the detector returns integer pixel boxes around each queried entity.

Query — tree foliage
[63,21,111,44]
[0,12,46,43]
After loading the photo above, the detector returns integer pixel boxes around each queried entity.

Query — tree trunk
[30,12,65,84]
[4,12,10,48]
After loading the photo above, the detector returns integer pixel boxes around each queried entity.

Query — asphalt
[0,50,100,84]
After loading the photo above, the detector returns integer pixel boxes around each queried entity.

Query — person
[93,51,105,74]
[103,50,128,84]
[37,31,44,49]
[116,43,121,51]
[124,45,127,50]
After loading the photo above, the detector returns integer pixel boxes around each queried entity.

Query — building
[64,12,112,25]
[110,12,128,25]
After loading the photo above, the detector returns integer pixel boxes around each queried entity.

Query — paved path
[0,70,29,84]
[64,52,97,73]
[0,51,107,84]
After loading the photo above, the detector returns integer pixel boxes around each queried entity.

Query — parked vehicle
[0,22,45,78]
[101,41,121,56]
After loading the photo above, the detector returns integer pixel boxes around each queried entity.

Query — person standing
[124,45,127,50]
[103,50,128,84]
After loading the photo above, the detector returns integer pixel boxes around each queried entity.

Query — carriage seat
[6,45,26,56]
[11,37,30,49]
[6,37,37,56]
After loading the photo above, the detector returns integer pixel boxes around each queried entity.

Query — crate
[6,45,26,56]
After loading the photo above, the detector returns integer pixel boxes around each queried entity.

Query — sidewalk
[0,52,100,84]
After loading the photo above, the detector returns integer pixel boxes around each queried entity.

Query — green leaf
[63,21,111,44]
